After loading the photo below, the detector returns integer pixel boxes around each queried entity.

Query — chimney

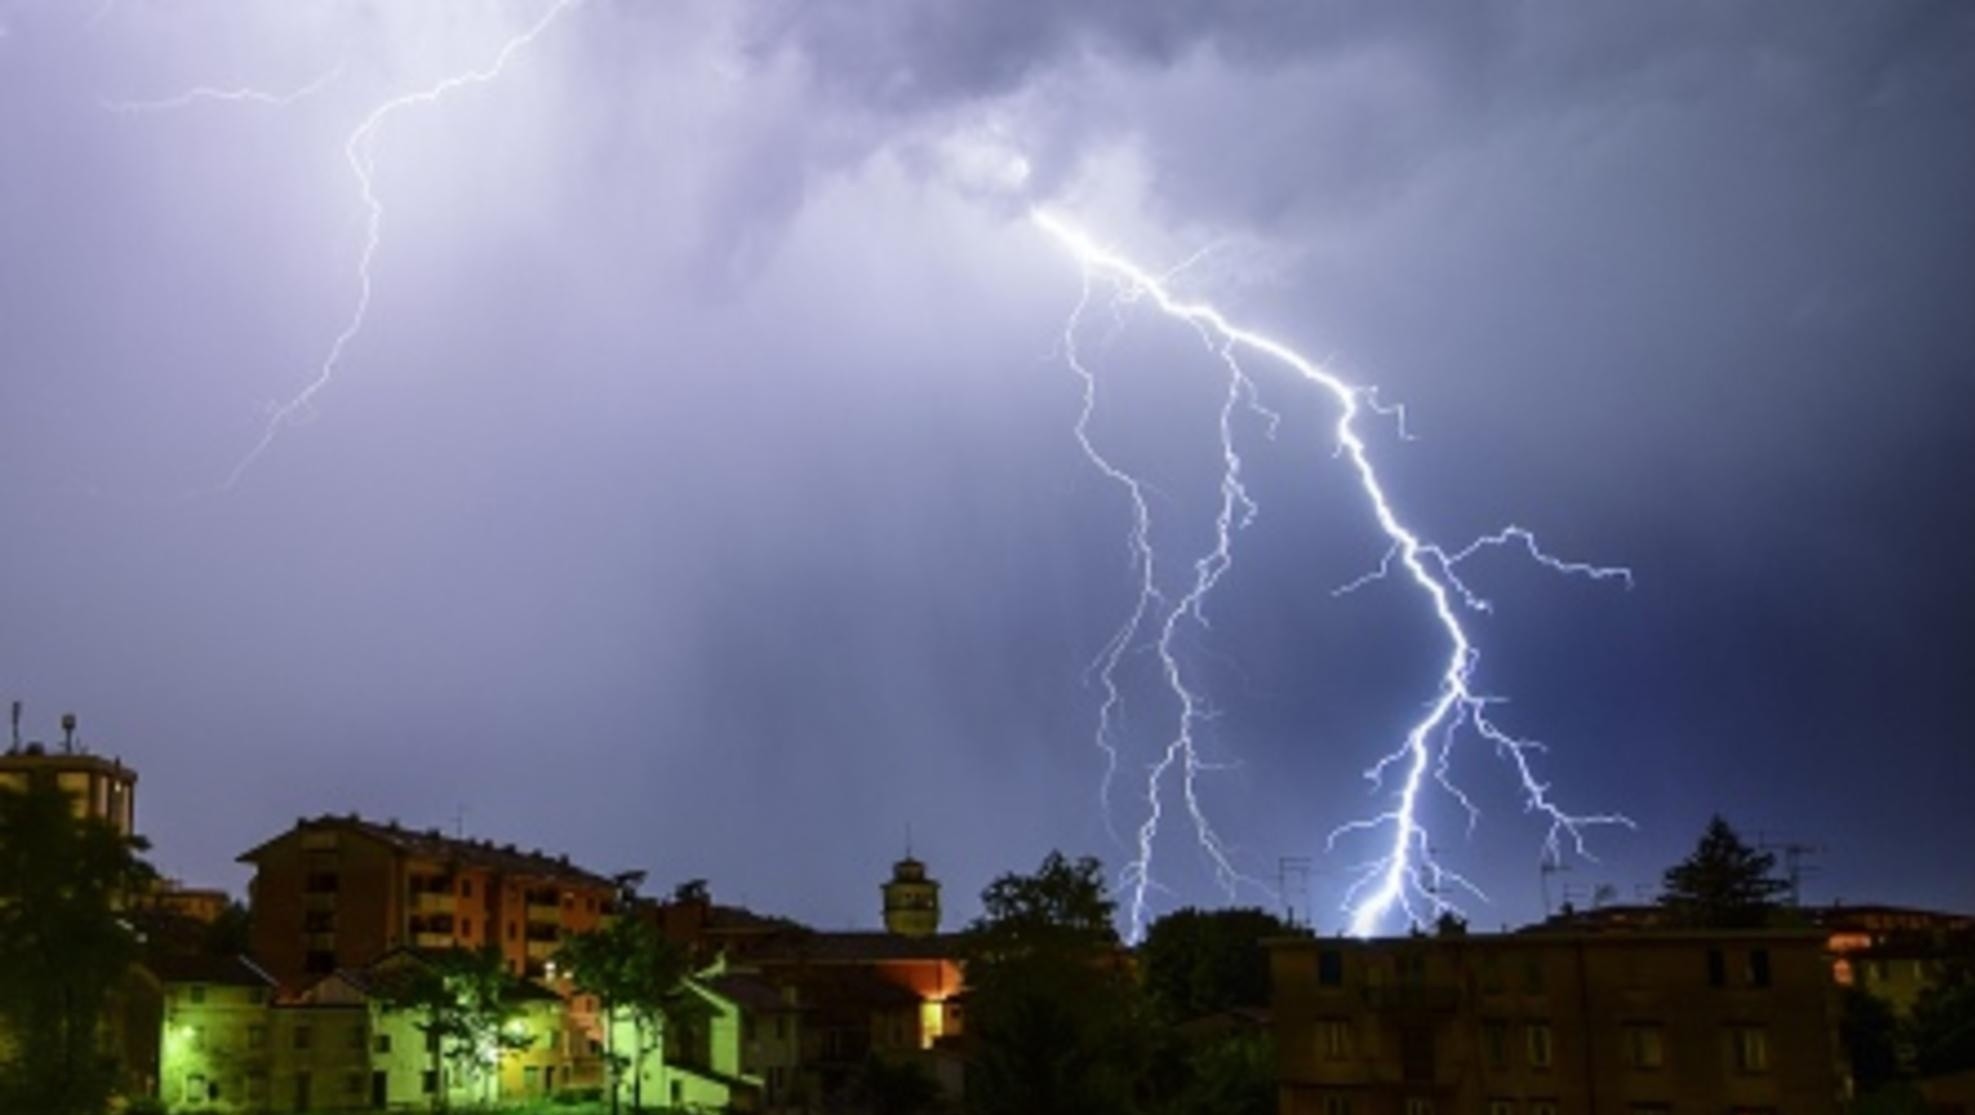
[61,712,77,754]
[8,700,19,752]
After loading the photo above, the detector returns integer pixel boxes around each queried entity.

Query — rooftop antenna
[904,821,913,858]
[8,701,19,752]
[61,712,77,754]
[1757,832,1826,907]
[1539,855,1572,918]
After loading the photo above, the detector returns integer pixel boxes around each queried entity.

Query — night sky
[2,1,1970,935]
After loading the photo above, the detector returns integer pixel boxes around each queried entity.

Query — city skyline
[1,0,1970,936]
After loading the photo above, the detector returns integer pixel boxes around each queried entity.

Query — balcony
[526,938,560,959]
[411,892,455,915]
[413,932,454,949]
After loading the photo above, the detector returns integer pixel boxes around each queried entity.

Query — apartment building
[238,814,620,990]
[1269,928,1844,1115]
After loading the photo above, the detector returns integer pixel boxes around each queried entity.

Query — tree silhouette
[962,852,1148,1115]
[0,771,156,1115]
[1658,815,1787,928]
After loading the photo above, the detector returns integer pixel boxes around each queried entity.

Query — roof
[145,954,275,988]
[238,814,618,889]
[754,930,959,964]
[702,972,793,1012]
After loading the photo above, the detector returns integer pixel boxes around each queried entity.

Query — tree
[1658,815,1787,928]
[1840,987,1905,1093]
[0,770,156,1115]
[374,947,531,1112]
[851,1053,942,1115]
[1139,907,1294,1021]
[558,917,693,1114]
[1158,1032,1274,1115]
[1911,957,1975,1076]
[962,852,1149,1115]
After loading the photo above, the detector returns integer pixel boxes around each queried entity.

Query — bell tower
[881,856,940,938]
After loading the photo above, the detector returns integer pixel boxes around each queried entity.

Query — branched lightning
[111,0,581,491]
[1036,211,1633,938]
[102,66,345,113]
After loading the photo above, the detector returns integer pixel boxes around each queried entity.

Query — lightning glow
[157,0,581,490]
[1035,210,1633,939]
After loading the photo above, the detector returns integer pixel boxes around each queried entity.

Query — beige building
[0,723,138,836]
[1269,928,1844,1115]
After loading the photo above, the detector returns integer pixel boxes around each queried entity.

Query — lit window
[1625,1024,1665,1069]
[1317,1019,1352,1059]
[1527,1023,1553,1069]
[1730,1026,1769,1073]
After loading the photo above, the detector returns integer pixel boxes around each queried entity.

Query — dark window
[293,1024,312,1051]
[1707,948,1727,988]
[188,984,206,1004]
[461,880,473,898]
[303,910,334,932]
[1318,950,1344,986]
[1748,949,1771,988]
[305,950,336,974]
[461,918,472,937]
[304,871,339,894]
[422,1071,438,1094]
[1400,1027,1435,1082]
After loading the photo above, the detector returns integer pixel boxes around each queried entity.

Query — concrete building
[238,814,620,990]
[1269,928,1844,1115]
[0,707,137,836]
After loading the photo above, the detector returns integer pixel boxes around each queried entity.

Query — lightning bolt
[1035,211,1633,938]
[102,66,345,113]
[109,0,582,491]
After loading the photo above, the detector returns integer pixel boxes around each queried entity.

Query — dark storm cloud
[1,0,1970,931]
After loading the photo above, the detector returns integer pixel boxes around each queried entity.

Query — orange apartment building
[1269,927,1844,1115]
[239,814,621,990]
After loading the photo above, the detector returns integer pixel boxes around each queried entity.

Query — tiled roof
[753,930,959,964]
[238,814,619,889]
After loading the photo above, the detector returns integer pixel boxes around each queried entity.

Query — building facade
[238,815,620,989]
[1270,929,1844,1115]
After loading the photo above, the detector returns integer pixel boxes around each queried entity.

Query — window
[1747,948,1771,988]
[375,1034,392,1054]
[423,1070,438,1094]
[461,880,473,898]
[1317,949,1344,987]
[348,1024,367,1051]
[305,950,336,975]
[1527,1023,1553,1069]
[1488,1102,1515,1115]
[1321,1098,1353,1115]
[345,1072,365,1097]
[508,922,519,941]
[248,1025,267,1051]
[1405,1100,1435,1115]
[1523,958,1546,992]
[188,984,206,1005]
[1530,1103,1558,1115]
[1624,1024,1665,1069]
[292,1024,312,1051]
[1707,948,1727,987]
[1482,1021,1510,1068]
[461,918,472,937]
[1317,1019,1352,1059]
[1730,1026,1769,1073]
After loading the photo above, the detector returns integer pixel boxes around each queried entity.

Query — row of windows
[1309,1021,1768,1074]
[1311,948,1778,992]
